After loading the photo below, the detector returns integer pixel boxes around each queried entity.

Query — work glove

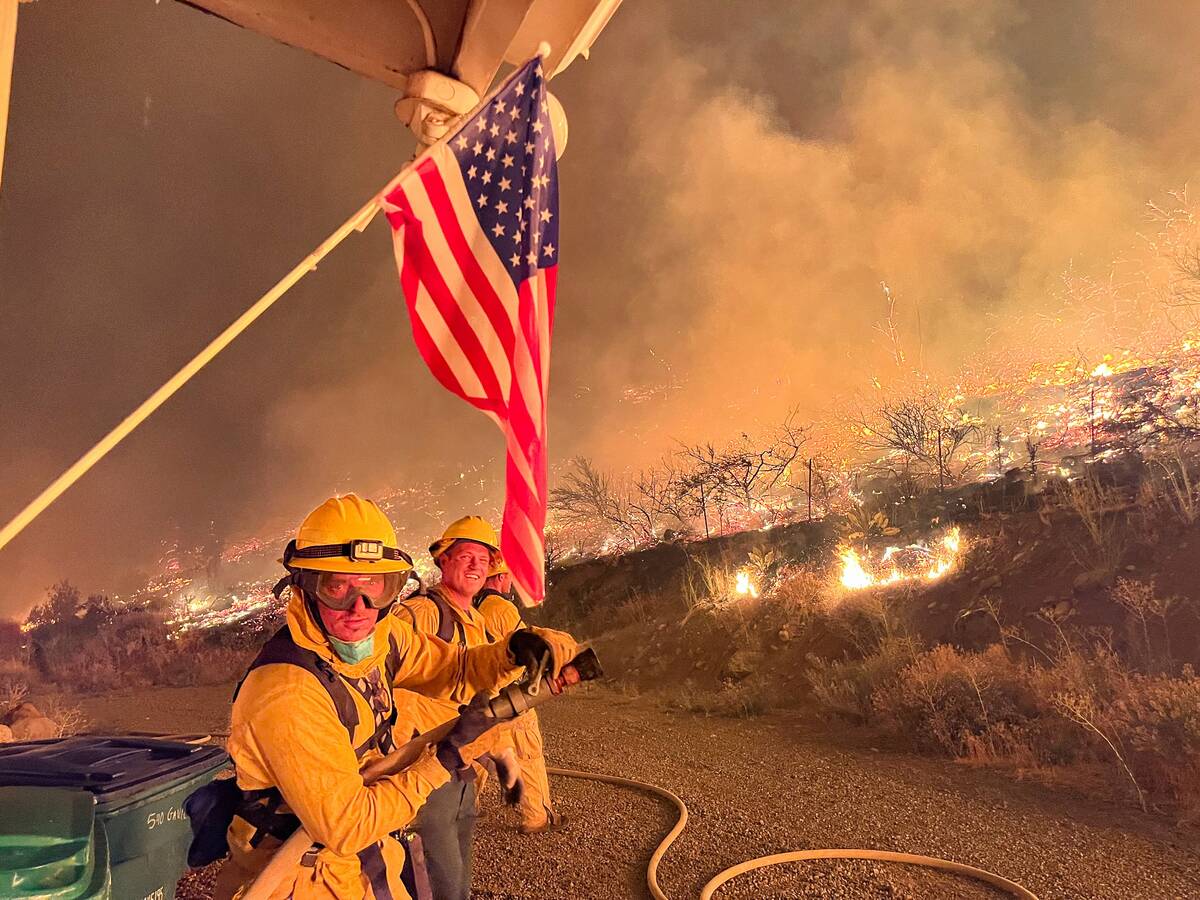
[508,627,578,683]
[436,692,496,779]
[490,747,525,807]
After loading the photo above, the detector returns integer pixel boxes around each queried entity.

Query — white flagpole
[0,0,17,194]
[0,197,379,553]
[0,45,552,555]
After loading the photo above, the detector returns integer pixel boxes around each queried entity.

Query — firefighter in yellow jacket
[475,555,564,834]
[218,496,576,900]
[393,516,534,899]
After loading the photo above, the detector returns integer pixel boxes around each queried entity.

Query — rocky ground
[69,683,1200,900]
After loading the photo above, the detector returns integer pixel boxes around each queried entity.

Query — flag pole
[0,0,18,194]
[0,45,552,555]
[0,198,378,553]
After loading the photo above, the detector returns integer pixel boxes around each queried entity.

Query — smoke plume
[1,0,1197,615]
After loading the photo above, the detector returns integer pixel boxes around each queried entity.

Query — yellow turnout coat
[392,585,504,737]
[219,588,520,900]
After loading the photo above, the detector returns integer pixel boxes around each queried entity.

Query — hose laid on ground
[546,767,688,899]
[546,766,1039,900]
[198,736,1038,897]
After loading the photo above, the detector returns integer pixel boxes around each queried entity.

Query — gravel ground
[473,690,1199,900]
[71,684,1200,899]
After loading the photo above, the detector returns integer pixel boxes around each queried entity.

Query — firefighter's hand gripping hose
[543,766,1040,900]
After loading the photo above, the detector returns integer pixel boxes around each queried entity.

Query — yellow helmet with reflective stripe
[487,554,509,578]
[286,494,413,574]
[429,515,500,559]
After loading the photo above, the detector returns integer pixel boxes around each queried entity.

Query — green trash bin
[0,786,111,899]
[0,737,229,900]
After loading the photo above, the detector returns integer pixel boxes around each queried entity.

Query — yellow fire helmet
[428,515,500,560]
[285,494,414,575]
[488,554,509,578]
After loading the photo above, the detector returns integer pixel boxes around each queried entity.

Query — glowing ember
[839,527,965,590]
[943,528,961,554]
[735,570,759,598]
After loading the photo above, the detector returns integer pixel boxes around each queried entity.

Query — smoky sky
[2,1,1198,617]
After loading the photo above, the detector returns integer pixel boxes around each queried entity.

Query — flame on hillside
[839,527,965,590]
[735,569,759,598]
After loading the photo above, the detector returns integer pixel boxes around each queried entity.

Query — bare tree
[679,411,808,530]
[548,457,655,548]
[1025,429,1042,480]
[543,531,571,571]
[858,392,982,491]
[549,412,811,554]
[633,462,695,533]
[1145,191,1200,311]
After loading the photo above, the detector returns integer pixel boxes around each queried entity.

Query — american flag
[381,56,558,605]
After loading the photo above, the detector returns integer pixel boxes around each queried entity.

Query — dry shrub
[662,677,770,718]
[1049,649,1200,819]
[806,635,921,721]
[678,558,765,650]
[611,592,653,630]
[828,586,915,657]
[1063,470,1127,573]
[29,610,262,693]
[681,557,737,620]
[0,658,33,713]
[1143,446,1200,526]
[865,644,996,744]
[810,633,1200,818]
[40,697,91,737]
[770,566,829,620]
[1119,669,1200,820]
[1112,577,1181,672]
[872,644,1040,759]
[161,639,257,688]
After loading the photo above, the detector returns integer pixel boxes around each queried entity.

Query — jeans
[413,780,477,900]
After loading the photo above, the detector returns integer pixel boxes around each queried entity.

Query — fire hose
[233,643,1037,900]
[543,766,1040,899]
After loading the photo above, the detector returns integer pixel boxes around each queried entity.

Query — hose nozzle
[487,646,603,719]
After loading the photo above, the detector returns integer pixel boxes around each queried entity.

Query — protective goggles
[272,539,416,609]
[291,569,408,610]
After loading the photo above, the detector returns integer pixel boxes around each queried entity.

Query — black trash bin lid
[0,736,229,808]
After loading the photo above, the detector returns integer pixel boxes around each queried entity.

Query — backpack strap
[428,590,465,645]
[472,589,518,643]
[471,588,501,610]
[234,626,362,747]
[384,631,403,684]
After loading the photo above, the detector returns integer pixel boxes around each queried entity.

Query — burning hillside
[86,327,1200,641]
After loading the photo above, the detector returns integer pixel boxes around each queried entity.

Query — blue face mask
[328,633,374,665]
